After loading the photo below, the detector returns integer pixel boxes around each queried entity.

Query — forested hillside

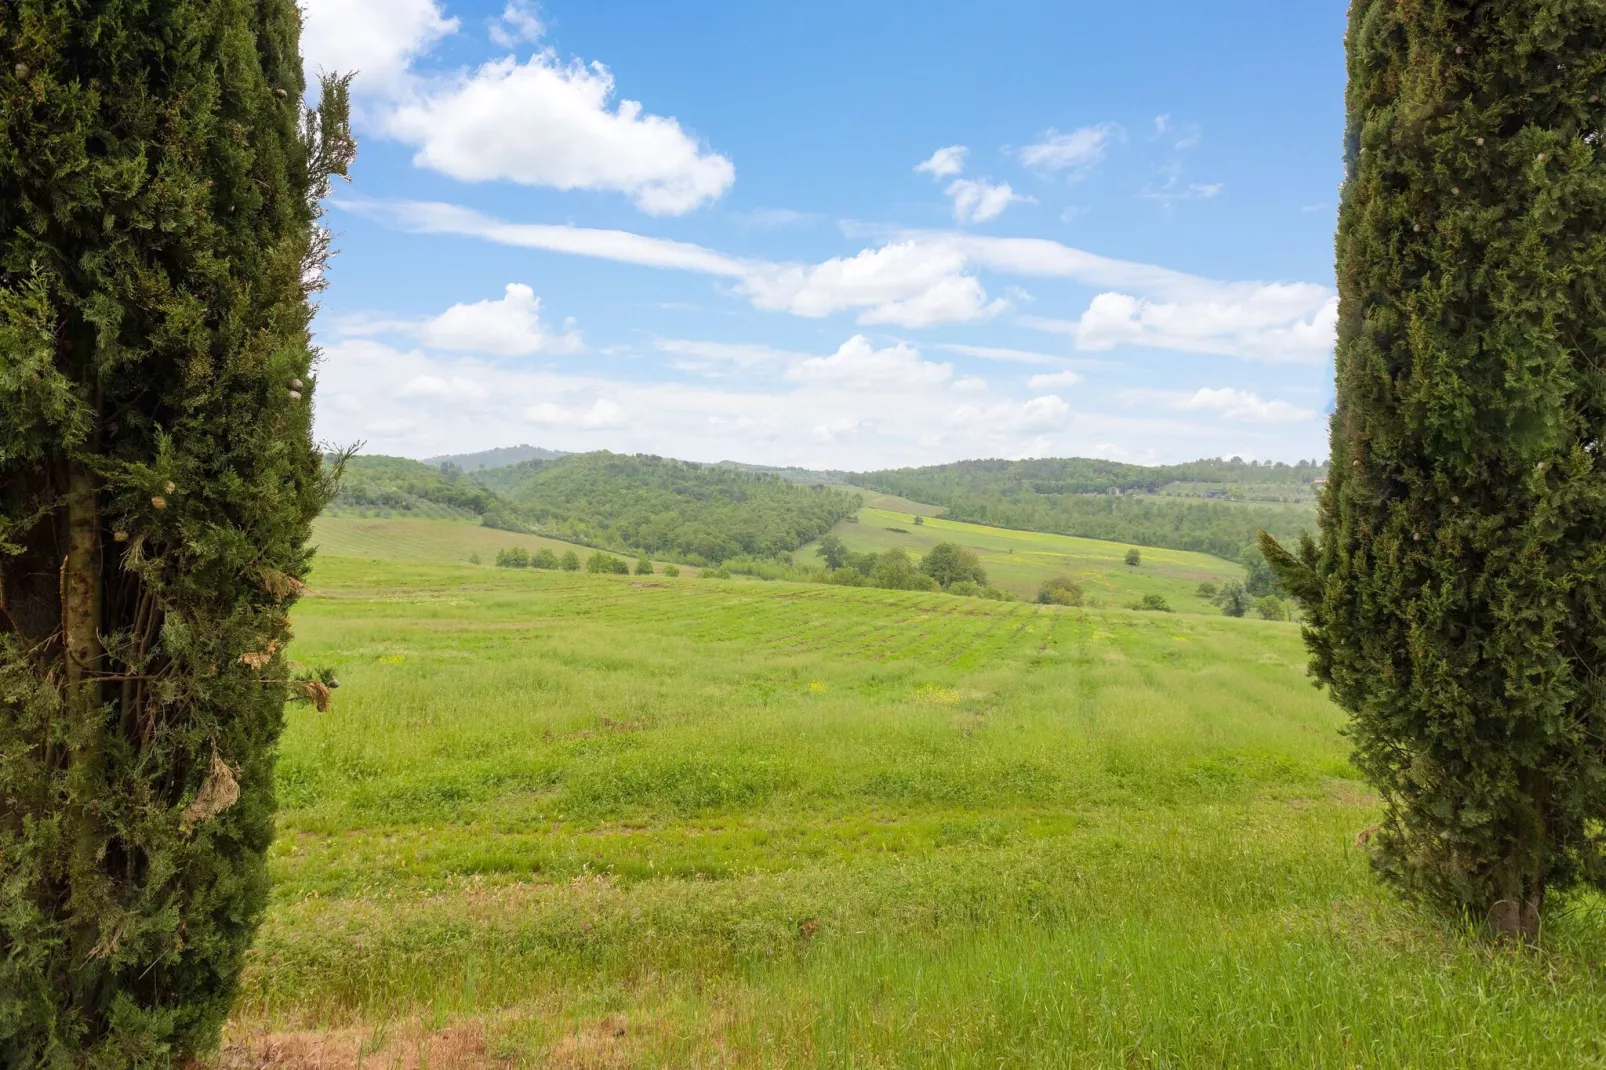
[475,452,861,565]
[330,455,526,527]
[853,457,1325,563]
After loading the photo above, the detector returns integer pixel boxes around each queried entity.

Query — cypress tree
[1,3,352,1061]
[1263,2,1606,940]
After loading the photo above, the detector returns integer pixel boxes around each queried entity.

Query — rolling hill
[851,456,1326,563]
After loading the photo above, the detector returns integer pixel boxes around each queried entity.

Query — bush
[532,548,560,570]
[919,543,987,589]
[587,552,630,575]
[979,586,1012,602]
[913,515,925,526]
[1253,595,1288,622]
[560,551,582,571]
[1125,548,1142,567]
[496,547,530,569]
[1197,582,1219,599]
[1133,594,1172,612]
[635,556,654,576]
[662,565,681,577]
[1214,582,1249,618]
[948,580,982,597]
[1038,576,1084,607]
[867,549,937,591]
[468,553,482,565]
[823,567,866,587]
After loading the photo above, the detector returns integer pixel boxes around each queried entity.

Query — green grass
[220,557,1606,1067]
[310,515,692,572]
[802,506,1246,610]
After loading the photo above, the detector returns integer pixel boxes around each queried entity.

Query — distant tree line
[851,463,1317,569]
[473,452,861,564]
[332,452,861,566]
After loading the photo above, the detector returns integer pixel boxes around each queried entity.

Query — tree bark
[63,460,102,687]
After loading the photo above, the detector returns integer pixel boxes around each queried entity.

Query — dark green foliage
[532,548,559,570]
[495,548,530,569]
[853,457,1320,565]
[0,4,351,1062]
[912,515,924,526]
[1132,594,1172,613]
[634,556,653,576]
[559,551,581,572]
[1038,577,1084,607]
[919,543,987,589]
[870,551,938,592]
[662,565,680,578]
[1197,582,1219,599]
[1124,548,1142,567]
[1213,582,1249,618]
[586,552,630,575]
[814,534,848,570]
[475,452,860,564]
[1263,1,1606,939]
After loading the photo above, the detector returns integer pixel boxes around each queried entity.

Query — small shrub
[1125,548,1142,567]
[560,551,581,571]
[495,547,530,569]
[662,565,681,577]
[1197,581,1219,599]
[1038,576,1084,607]
[1253,595,1289,621]
[468,553,481,565]
[532,548,560,570]
[1133,594,1172,612]
[913,515,925,526]
[886,527,909,534]
[948,580,981,597]
[635,556,654,576]
[587,552,630,575]
[1214,581,1249,618]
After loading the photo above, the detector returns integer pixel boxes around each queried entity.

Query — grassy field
[801,506,1246,610]
[311,516,695,573]
[218,557,1606,1067]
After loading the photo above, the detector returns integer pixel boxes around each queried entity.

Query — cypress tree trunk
[1263,2,1606,941]
[0,3,352,1061]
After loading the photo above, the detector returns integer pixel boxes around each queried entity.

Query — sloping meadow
[226,559,1606,1067]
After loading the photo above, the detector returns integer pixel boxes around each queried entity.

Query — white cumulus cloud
[787,335,953,391]
[915,145,969,178]
[945,178,1030,224]
[419,283,581,356]
[489,0,545,47]
[382,53,734,215]
[299,0,458,92]
[1173,388,1316,423]
[742,241,1008,328]
[1066,287,1337,364]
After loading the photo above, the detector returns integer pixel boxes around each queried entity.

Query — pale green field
[311,515,696,573]
[801,506,1246,609]
[219,557,1606,1068]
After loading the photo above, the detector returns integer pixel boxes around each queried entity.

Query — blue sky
[301,0,1348,469]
